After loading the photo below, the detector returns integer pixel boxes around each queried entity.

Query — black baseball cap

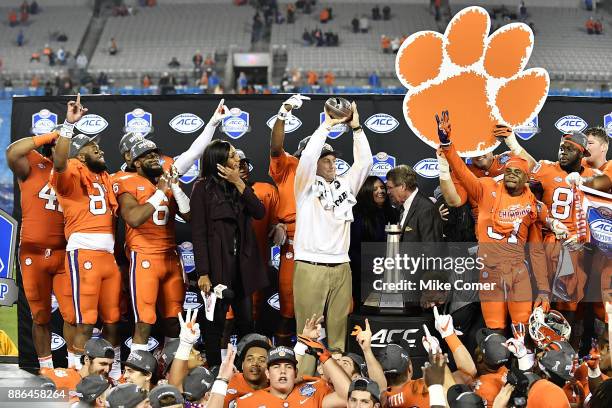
[348,377,381,402]
[345,352,367,376]
[69,134,99,157]
[294,136,341,158]
[379,344,411,374]
[106,383,148,408]
[267,346,298,367]
[562,131,590,157]
[85,337,114,359]
[119,132,144,155]
[123,350,157,374]
[149,384,185,408]
[183,366,215,402]
[475,328,510,366]
[130,139,158,162]
[237,333,271,365]
[540,346,576,381]
[447,384,486,408]
[74,374,110,402]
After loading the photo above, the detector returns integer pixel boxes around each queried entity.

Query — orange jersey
[234,378,330,408]
[18,151,66,249]
[472,366,508,407]
[530,161,597,235]
[452,151,512,208]
[581,158,609,172]
[49,159,115,239]
[269,151,298,227]
[382,378,429,408]
[40,367,82,391]
[252,182,279,266]
[225,373,258,407]
[113,173,177,253]
[527,379,570,408]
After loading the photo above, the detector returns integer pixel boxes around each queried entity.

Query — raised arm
[354,319,387,390]
[173,99,229,175]
[6,131,58,181]
[433,307,477,378]
[436,151,466,207]
[54,94,87,173]
[271,94,310,157]
[168,308,201,391]
[494,125,537,170]
[344,102,373,195]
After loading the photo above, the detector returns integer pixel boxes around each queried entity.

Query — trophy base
[361,291,407,315]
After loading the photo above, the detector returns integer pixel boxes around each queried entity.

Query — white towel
[312,175,356,221]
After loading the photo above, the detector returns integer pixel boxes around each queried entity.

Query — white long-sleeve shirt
[173,121,217,175]
[294,124,373,263]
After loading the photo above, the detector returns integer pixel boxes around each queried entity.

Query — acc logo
[51,294,59,313]
[222,110,250,139]
[266,115,302,133]
[514,116,539,141]
[75,114,108,135]
[51,333,66,351]
[335,158,351,176]
[184,291,203,310]
[589,219,612,243]
[31,109,58,135]
[125,108,153,137]
[371,328,419,349]
[178,241,195,273]
[365,113,399,133]
[299,384,316,397]
[370,152,396,181]
[604,113,612,137]
[319,112,348,139]
[174,156,200,184]
[555,115,587,133]
[124,336,159,352]
[271,245,280,270]
[169,113,205,134]
[414,158,439,178]
[267,293,280,311]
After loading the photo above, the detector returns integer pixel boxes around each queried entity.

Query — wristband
[504,133,523,155]
[445,333,462,352]
[33,133,57,147]
[294,342,308,356]
[352,126,362,132]
[60,120,75,139]
[211,379,228,396]
[215,377,229,384]
[146,189,166,208]
[175,340,193,361]
[277,111,288,121]
[517,352,535,371]
[588,366,602,378]
[427,384,446,406]
[318,348,332,364]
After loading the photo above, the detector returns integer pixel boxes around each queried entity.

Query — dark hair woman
[349,176,398,306]
[190,139,268,366]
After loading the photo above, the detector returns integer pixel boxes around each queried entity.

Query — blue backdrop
[0,100,13,215]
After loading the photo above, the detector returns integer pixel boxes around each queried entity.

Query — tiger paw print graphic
[396,6,549,156]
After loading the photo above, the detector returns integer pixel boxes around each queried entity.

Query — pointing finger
[76,93,81,106]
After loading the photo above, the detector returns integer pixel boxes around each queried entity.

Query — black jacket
[399,192,443,243]
[190,177,269,298]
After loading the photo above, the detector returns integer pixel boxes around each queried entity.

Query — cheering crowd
[6,93,612,407]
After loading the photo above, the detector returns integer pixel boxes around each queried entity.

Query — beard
[85,156,107,173]
[142,163,164,178]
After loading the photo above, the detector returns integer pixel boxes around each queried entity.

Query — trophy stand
[363,223,406,314]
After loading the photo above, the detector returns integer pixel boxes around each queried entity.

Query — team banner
[582,186,612,256]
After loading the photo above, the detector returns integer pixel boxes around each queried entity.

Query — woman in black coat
[190,139,268,366]
[349,176,398,306]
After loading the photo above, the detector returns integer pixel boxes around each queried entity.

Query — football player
[6,127,76,368]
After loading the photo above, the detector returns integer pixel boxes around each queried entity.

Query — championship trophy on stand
[363,223,406,314]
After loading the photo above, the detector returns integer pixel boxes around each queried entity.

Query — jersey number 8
[89,183,107,215]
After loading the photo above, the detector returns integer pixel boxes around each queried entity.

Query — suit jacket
[399,192,443,243]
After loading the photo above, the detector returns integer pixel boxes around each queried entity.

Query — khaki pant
[293,261,352,351]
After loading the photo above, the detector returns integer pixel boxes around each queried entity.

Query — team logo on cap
[365,113,399,133]
[319,112,348,139]
[370,152,396,181]
[414,158,439,178]
[266,115,302,133]
[76,114,108,135]
[174,156,200,184]
[183,291,203,310]
[31,109,58,135]
[169,113,205,134]
[555,115,587,133]
[514,115,539,141]
[267,293,280,311]
[124,337,159,352]
[178,242,195,273]
[222,110,250,139]
[604,113,612,137]
[335,158,351,176]
[124,108,153,137]
[51,333,66,351]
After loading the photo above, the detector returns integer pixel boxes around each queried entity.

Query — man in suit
[386,165,442,243]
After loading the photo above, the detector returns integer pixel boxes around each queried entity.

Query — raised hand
[210,98,230,126]
[282,94,311,111]
[217,342,238,382]
[349,101,360,129]
[422,324,442,356]
[66,93,88,124]
[435,110,451,146]
[302,313,324,340]
[433,306,462,338]
[353,319,372,350]
[178,308,200,345]
[493,124,513,139]
[422,353,447,387]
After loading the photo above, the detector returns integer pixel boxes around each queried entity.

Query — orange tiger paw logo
[396,6,549,157]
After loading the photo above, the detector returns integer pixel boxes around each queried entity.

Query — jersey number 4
[38,184,63,212]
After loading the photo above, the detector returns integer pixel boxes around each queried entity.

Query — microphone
[213,284,234,300]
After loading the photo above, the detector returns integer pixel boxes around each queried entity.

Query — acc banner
[582,186,612,256]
